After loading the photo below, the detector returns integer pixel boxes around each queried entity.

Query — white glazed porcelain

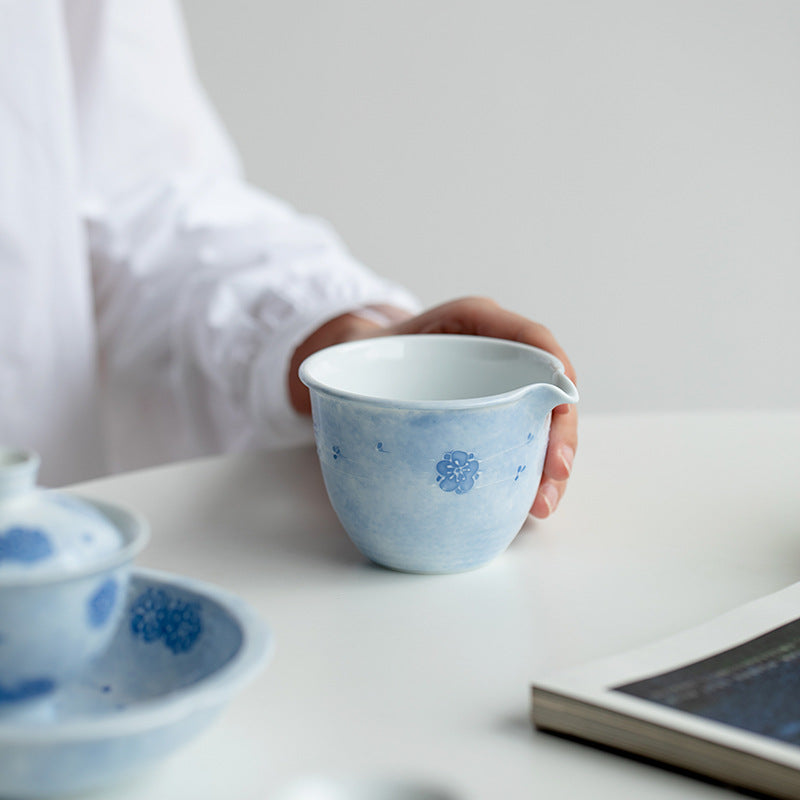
[0,448,149,710]
[0,568,273,798]
[300,335,578,573]
[0,449,123,576]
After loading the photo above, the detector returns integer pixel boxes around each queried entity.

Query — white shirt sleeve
[65,0,420,471]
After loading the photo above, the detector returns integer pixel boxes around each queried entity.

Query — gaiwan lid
[0,447,124,577]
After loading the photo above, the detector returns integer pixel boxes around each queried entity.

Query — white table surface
[71,411,800,799]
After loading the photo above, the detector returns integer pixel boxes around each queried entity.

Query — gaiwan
[0,447,149,710]
[0,456,122,575]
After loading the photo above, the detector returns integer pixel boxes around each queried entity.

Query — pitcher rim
[299,334,579,410]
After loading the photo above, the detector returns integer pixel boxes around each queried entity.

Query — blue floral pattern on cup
[0,677,56,705]
[436,451,480,494]
[87,578,118,628]
[0,527,53,564]
[130,588,203,654]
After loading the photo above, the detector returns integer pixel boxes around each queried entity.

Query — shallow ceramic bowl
[0,498,149,710]
[0,568,272,798]
[300,334,578,573]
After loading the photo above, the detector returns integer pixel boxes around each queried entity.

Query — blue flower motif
[0,527,53,564]
[87,578,118,628]
[162,602,203,654]
[130,588,203,654]
[130,588,169,643]
[0,677,56,704]
[436,451,480,494]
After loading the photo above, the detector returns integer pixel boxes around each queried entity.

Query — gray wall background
[182,1,800,414]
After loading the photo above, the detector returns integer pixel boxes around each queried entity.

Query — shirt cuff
[248,286,421,449]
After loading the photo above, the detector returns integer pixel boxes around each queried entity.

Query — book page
[533,581,800,766]
[616,618,800,746]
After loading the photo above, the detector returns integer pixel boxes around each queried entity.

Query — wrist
[288,312,383,415]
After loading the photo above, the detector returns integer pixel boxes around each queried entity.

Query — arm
[69,2,576,517]
[68,0,419,470]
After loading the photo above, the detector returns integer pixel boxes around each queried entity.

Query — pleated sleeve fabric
[66,0,419,471]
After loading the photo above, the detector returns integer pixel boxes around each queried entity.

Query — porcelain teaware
[0,448,149,710]
[299,334,579,573]
[0,568,272,798]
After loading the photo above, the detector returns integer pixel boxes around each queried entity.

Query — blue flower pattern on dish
[130,588,202,654]
[436,451,480,494]
[0,527,53,563]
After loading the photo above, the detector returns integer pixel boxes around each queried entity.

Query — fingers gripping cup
[299,335,578,573]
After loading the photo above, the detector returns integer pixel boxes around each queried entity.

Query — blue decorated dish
[300,335,578,573]
[0,568,272,798]
[0,448,149,711]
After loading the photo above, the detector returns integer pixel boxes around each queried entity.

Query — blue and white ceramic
[0,448,149,711]
[0,568,273,798]
[299,334,579,573]
[0,449,125,575]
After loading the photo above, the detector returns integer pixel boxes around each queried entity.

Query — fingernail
[559,444,575,478]
[541,482,560,516]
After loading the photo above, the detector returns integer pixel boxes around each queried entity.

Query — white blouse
[0,0,418,486]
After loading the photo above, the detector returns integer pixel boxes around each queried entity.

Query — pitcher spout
[527,370,579,410]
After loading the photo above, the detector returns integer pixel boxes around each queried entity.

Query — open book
[531,582,800,799]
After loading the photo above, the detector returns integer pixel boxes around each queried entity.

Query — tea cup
[299,335,578,573]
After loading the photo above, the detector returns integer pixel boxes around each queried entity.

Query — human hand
[290,297,577,519]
